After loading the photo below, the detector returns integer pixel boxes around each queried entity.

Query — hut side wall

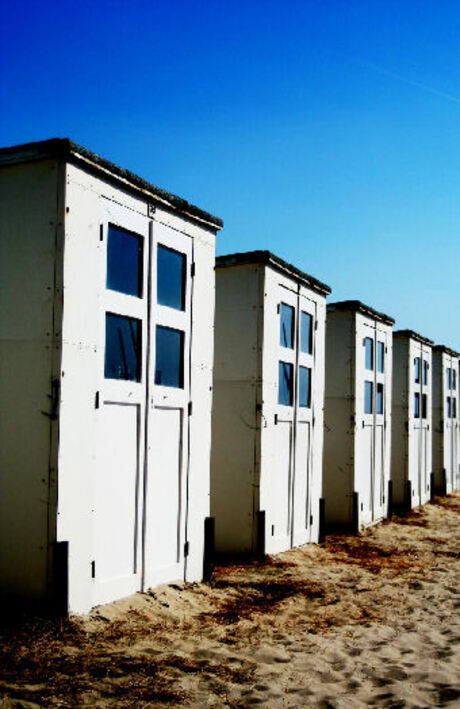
[0,159,63,606]
[323,310,355,528]
[391,338,409,506]
[210,264,262,554]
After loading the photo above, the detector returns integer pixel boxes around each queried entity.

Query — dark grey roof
[215,250,331,296]
[393,329,434,346]
[327,300,395,326]
[433,344,460,358]
[0,138,223,230]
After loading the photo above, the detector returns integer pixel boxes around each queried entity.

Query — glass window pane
[376,383,384,414]
[423,360,429,386]
[364,338,373,370]
[414,357,421,383]
[364,381,373,414]
[299,366,311,408]
[300,311,313,354]
[377,342,384,373]
[105,313,141,381]
[155,326,184,388]
[453,397,457,419]
[422,394,427,419]
[446,396,451,418]
[414,392,420,418]
[107,225,143,297]
[157,245,186,310]
[446,368,451,390]
[278,361,293,406]
[453,369,457,391]
[280,304,295,349]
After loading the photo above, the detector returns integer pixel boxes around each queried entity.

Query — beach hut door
[143,223,193,589]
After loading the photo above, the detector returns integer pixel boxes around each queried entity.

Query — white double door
[411,345,431,506]
[445,358,458,493]
[359,322,386,525]
[94,202,192,606]
[272,286,316,552]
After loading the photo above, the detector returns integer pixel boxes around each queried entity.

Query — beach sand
[1,492,459,707]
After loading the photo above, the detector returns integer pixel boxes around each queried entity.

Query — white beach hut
[391,330,433,510]
[210,251,330,555]
[323,301,394,531]
[0,138,222,614]
[432,345,459,494]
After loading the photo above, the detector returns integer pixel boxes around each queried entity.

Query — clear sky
[1,1,459,350]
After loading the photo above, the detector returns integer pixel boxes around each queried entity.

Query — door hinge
[309,514,313,526]
[191,262,196,277]
[314,320,318,331]
[274,413,278,425]
[184,541,189,557]
[277,303,280,314]
[91,560,96,579]
[95,391,100,409]
[99,225,104,242]
[188,401,193,416]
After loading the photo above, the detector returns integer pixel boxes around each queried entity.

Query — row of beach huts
[0,139,458,614]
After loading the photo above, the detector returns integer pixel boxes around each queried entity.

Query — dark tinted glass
[157,245,186,310]
[105,313,141,381]
[278,361,293,406]
[447,396,451,418]
[414,357,421,383]
[423,360,429,386]
[453,369,457,390]
[453,397,457,418]
[377,342,384,373]
[107,225,143,297]
[300,311,313,354]
[299,366,311,408]
[376,383,384,414]
[155,326,184,388]
[446,368,451,390]
[414,392,420,418]
[422,393,427,419]
[364,338,373,370]
[364,381,373,414]
[280,303,295,349]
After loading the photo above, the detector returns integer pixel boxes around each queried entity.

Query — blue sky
[1,1,459,349]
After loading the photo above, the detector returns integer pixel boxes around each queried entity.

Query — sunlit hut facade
[391,330,433,510]
[432,345,460,494]
[0,138,222,614]
[323,301,394,531]
[211,251,330,556]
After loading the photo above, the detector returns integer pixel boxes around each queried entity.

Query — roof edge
[327,299,395,326]
[0,138,223,231]
[215,250,331,296]
[393,329,434,346]
[433,344,460,358]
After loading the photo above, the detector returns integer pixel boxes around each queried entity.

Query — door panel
[373,424,384,520]
[144,407,183,585]
[272,420,292,549]
[360,424,373,525]
[421,427,428,503]
[95,403,139,582]
[411,425,420,504]
[292,421,311,546]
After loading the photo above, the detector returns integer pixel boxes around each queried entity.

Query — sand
[0,493,459,707]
